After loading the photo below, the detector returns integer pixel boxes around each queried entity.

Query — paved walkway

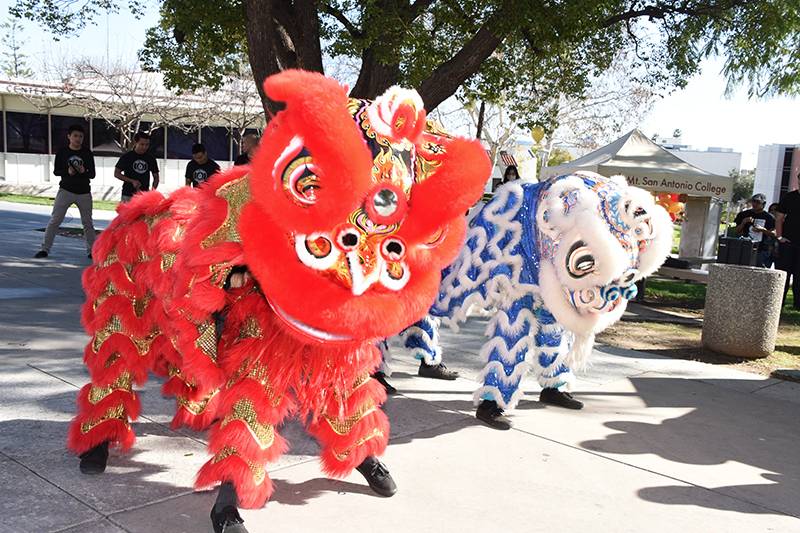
[1,201,799,533]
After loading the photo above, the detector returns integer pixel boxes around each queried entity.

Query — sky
[3,0,797,170]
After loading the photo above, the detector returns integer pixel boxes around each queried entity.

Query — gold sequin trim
[211,446,266,485]
[87,372,133,404]
[210,262,233,288]
[160,252,177,272]
[92,315,123,352]
[100,249,118,267]
[239,317,263,340]
[93,282,117,310]
[176,388,219,415]
[195,320,217,361]
[80,404,127,434]
[333,428,384,461]
[221,399,275,449]
[323,401,376,436]
[132,294,151,318]
[201,176,250,249]
[143,213,168,229]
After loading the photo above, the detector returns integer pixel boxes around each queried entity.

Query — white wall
[754,145,783,205]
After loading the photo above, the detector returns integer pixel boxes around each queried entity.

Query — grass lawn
[596,277,800,379]
[0,192,119,211]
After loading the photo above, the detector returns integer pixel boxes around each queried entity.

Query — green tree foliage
[547,148,574,167]
[10,0,800,122]
[731,169,755,203]
[1,17,33,78]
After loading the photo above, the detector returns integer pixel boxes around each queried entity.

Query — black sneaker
[34,250,48,258]
[356,456,397,497]
[418,360,459,380]
[372,371,397,395]
[539,388,584,410]
[210,505,248,533]
[475,399,512,430]
[79,441,109,475]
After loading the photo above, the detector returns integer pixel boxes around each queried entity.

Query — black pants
[777,242,800,307]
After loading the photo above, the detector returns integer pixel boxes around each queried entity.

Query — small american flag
[499,151,517,166]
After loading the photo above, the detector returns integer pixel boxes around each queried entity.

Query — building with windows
[655,136,742,177]
[754,144,800,205]
[0,77,265,199]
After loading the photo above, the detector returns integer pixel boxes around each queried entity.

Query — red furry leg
[306,364,390,479]
[196,358,293,509]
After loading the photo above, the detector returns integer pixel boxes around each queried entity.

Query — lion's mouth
[268,299,353,343]
[565,285,631,315]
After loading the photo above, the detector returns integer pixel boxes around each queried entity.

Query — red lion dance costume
[66,70,489,532]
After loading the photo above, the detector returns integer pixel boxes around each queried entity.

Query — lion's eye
[566,241,596,278]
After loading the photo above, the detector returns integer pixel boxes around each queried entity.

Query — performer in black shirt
[233,132,260,166]
[114,132,160,202]
[185,143,221,187]
[776,184,800,307]
[35,124,96,259]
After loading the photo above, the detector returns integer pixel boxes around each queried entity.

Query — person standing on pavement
[734,193,776,268]
[35,124,96,259]
[185,143,220,187]
[233,132,260,166]
[114,132,160,202]
[776,183,800,307]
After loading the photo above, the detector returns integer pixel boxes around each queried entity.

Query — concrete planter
[702,264,786,358]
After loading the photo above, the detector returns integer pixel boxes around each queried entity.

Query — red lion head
[239,70,490,344]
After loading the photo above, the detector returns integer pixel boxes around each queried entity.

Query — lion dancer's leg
[305,343,396,497]
[474,293,536,430]
[196,287,293,533]
[371,340,397,395]
[532,305,583,410]
[67,214,161,474]
[400,314,459,380]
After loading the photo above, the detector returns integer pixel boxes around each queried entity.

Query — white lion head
[535,172,672,338]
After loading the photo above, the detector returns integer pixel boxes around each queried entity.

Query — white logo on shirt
[67,155,84,169]
[193,169,208,183]
[132,159,148,173]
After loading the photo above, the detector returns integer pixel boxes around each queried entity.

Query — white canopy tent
[542,129,734,261]
[542,129,732,200]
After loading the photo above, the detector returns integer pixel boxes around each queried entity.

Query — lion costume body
[67,70,489,507]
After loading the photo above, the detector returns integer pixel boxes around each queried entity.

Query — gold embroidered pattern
[239,317,263,340]
[201,176,250,249]
[195,320,217,361]
[160,252,177,272]
[209,262,233,288]
[131,330,159,356]
[176,388,219,415]
[80,404,127,434]
[221,399,275,449]
[93,282,118,310]
[334,428,384,461]
[323,401,376,436]
[132,294,151,318]
[87,372,133,404]
[100,249,118,267]
[212,446,266,485]
[92,315,123,352]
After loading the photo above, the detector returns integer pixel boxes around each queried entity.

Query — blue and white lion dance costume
[404,172,672,410]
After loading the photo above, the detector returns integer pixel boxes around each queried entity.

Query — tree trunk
[475,101,486,139]
[244,0,283,116]
[349,46,401,99]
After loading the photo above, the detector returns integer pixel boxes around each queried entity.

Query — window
[50,115,90,154]
[200,126,230,162]
[91,119,125,156]
[167,127,198,159]
[6,111,48,154]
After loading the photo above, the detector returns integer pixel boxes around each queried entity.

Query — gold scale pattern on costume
[220,399,276,450]
[201,176,251,249]
[212,446,267,485]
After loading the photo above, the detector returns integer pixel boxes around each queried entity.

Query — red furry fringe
[75,385,140,421]
[206,419,289,464]
[170,392,221,431]
[196,455,273,509]
[312,410,390,478]
[67,417,135,455]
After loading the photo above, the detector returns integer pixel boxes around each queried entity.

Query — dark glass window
[91,119,125,156]
[200,126,230,161]
[50,115,90,154]
[167,127,198,159]
[6,111,48,154]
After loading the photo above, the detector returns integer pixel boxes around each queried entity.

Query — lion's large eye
[566,240,596,278]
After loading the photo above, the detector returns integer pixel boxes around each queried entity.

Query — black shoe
[418,361,459,380]
[539,388,584,410]
[210,505,248,533]
[356,456,397,497]
[34,250,48,258]
[79,441,109,475]
[372,371,397,395]
[475,399,512,430]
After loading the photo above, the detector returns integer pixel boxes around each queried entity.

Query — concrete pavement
[1,200,799,533]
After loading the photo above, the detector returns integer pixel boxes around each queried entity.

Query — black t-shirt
[734,208,775,251]
[116,151,159,196]
[185,159,221,187]
[233,153,250,166]
[778,190,800,244]
[54,147,95,194]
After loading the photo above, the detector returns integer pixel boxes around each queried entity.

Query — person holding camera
[734,193,775,268]
[35,124,96,259]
